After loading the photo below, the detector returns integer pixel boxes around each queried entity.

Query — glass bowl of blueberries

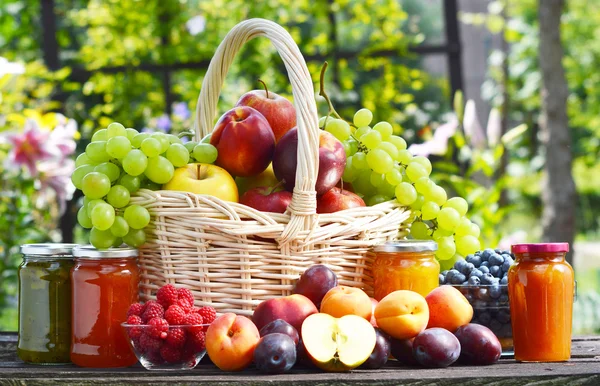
[439,248,514,353]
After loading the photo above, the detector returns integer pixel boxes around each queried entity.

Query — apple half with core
[162,163,238,202]
[301,313,376,371]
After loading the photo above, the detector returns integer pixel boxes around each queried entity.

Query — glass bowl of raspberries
[122,284,217,370]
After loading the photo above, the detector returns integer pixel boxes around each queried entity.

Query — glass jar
[371,240,439,300]
[17,244,76,364]
[71,245,139,368]
[508,243,574,362]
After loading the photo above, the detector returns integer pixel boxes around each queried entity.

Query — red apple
[235,84,296,143]
[240,186,292,214]
[317,187,365,214]
[210,106,275,177]
[273,128,346,196]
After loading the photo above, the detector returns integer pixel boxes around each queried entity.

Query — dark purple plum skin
[390,337,419,365]
[292,264,338,308]
[259,319,299,345]
[253,333,297,374]
[413,328,461,368]
[454,323,502,365]
[295,339,314,368]
[360,328,391,369]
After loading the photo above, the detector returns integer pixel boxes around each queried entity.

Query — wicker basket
[131,18,411,316]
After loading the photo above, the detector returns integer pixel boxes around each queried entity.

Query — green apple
[163,163,238,202]
[235,163,279,196]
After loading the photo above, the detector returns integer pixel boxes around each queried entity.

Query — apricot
[320,286,372,320]
[374,290,429,340]
[425,285,473,332]
[205,313,260,371]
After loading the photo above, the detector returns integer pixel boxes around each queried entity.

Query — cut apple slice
[301,313,376,371]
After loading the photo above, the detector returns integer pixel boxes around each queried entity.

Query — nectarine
[425,285,473,332]
[205,313,260,371]
[374,290,429,340]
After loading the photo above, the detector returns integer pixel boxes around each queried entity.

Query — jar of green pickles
[18,244,76,364]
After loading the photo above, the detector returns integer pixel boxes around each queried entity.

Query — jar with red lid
[508,243,574,362]
[71,245,139,368]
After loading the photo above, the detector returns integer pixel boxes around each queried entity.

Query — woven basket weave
[131,18,411,316]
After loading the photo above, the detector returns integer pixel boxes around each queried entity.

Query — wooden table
[1,333,599,385]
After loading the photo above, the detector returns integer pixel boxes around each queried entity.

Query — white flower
[186,15,206,36]
[0,56,25,77]
[486,107,502,147]
[463,99,486,149]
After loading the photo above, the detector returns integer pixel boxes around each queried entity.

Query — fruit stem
[258,79,269,99]
[318,62,344,121]
[269,180,285,195]
[178,131,195,139]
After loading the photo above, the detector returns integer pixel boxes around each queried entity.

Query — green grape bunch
[72,122,218,250]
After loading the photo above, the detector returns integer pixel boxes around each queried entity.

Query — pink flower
[3,120,58,176]
[49,114,78,157]
[37,159,76,215]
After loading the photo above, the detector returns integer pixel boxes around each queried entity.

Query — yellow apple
[235,163,279,196]
[162,163,238,202]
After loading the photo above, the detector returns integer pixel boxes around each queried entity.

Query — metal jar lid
[73,245,138,259]
[372,240,438,253]
[20,243,77,256]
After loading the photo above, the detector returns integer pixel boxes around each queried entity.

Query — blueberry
[478,312,492,325]
[439,274,445,285]
[502,257,514,273]
[468,276,481,285]
[446,269,459,282]
[495,248,504,254]
[489,284,501,299]
[481,273,495,285]
[481,248,494,261]
[451,273,466,284]
[461,262,475,276]
[464,293,474,303]
[467,254,482,267]
[477,287,490,301]
[489,319,502,333]
[499,323,513,338]
[473,300,488,309]
[489,253,504,266]
[480,261,490,268]
[453,259,467,273]
[500,276,508,285]
[497,310,511,324]
[489,265,501,277]
[499,294,509,304]
[469,268,483,279]
[479,265,490,274]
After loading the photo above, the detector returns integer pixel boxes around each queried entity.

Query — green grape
[166,143,190,167]
[410,221,430,239]
[412,156,432,175]
[107,122,127,138]
[378,181,397,198]
[90,227,116,250]
[469,223,481,238]
[106,136,131,159]
[112,237,123,248]
[131,133,150,148]
[167,134,183,144]
[90,202,115,231]
[81,172,111,199]
[125,128,139,141]
[75,153,94,167]
[410,195,425,211]
[122,149,148,176]
[455,217,472,237]
[342,138,358,156]
[421,201,440,220]
[71,165,95,189]
[318,116,328,128]
[377,141,399,161]
[91,129,107,142]
[373,122,393,139]
[123,228,146,248]
[437,207,460,231]
[145,156,174,184]
[119,174,141,193]
[397,149,412,165]
[367,194,389,206]
[414,177,434,195]
[388,135,407,151]
[353,126,371,139]
[184,141,198,152]
[425,184,447,206]
[360,130,382,149]
[456,235,481,257]
[94,162,120,183]
[86,141,110,163]
[193,143,218,164]
[77,206,93,229]
[433,228,454,239]
[325,119,352,141]
[385,169,403,185]
[353,171,377,197]
[369,172,386,188]
[366,149,394,174]
[200,133,212,144]
[107,185,131,208]
[140,180,162,190]
[444,197,469,217]
[151,133,170,153]
[352,152,369,170]
[436,236,456,261]
[124,205,150,229]
[110,216,130,238]
[353,108,373,127]
[141,138,161,157]
[86,199,105,218]
[406,162,429,183]
[395,182,417,206]
[342,157,358,182]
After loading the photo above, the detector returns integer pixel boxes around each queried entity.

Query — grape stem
[318,62,344,121]
[178,131,194,139]
[258,79,269,99]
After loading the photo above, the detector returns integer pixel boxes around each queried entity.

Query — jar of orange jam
[508,243,574,362]
[71,245,139,368]
[371,240,439,300]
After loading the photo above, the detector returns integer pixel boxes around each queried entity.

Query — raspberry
[127,302,144,318]
[156,284,179,309]
[187,330,206,352]
[176,298,192,313]
[166,327,186,348]
[177,288,195,308]
[126,315,143,339]
[141,301,164,323]
[183,313,204,334]
[147,317,169,339]
[165,305,187,325]
[139,332,163,353]
[160,344,182,363]
[127,315,143,324]
[189,306,201,314]
[145,349,165,364]
[198,306,217,325]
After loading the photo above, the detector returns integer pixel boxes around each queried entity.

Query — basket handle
[194,18,320,243]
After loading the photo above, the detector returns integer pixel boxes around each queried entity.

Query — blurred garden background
[1,0,599,332]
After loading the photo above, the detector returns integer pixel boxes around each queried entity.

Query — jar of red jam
[508,243,574,362]
[371,240,439,300]
[71,245,139,368]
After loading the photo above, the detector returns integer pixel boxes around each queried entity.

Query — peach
[425,285,473,332]
[252,294,318,332]
[369,297,379,327]
[205,313,260,371]
[374,290,429,340]
[320,286,372,320]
